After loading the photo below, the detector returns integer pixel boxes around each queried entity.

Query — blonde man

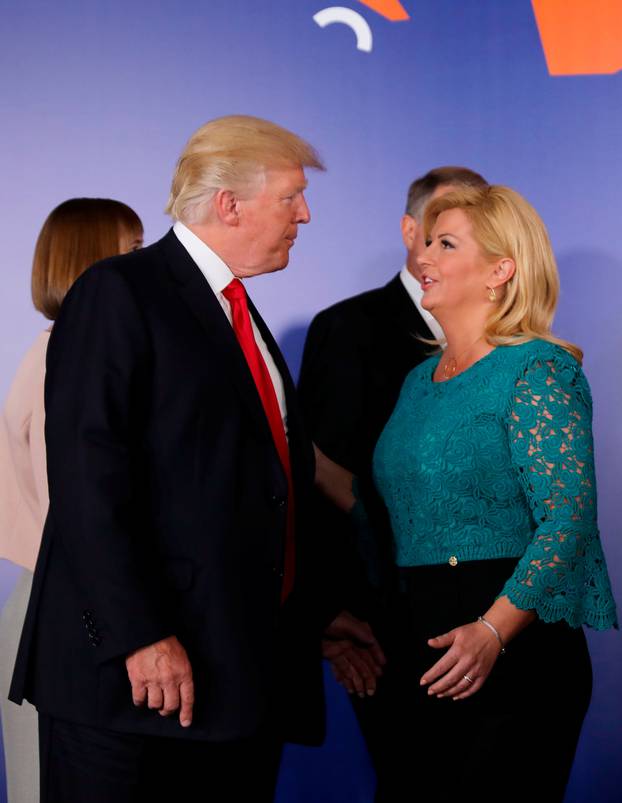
[10,116,374,803]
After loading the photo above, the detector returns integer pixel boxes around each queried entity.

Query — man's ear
[489,258,516,289]
[213,190,240,226]
[401,214,418,250]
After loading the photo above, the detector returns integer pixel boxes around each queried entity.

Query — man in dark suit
[298,166,487,801]
[10,115,376,803]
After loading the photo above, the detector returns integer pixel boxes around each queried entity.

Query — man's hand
[322,638,383,697]
[323,610,386,697]
[125,635,194,727]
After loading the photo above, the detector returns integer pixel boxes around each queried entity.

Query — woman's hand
[420,597,536,701]
[420,621,502,701]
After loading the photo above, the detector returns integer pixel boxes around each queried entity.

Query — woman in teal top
[372,185,617,803]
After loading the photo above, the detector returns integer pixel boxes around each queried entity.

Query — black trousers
[378,558,592,803]
[39,714,283,803]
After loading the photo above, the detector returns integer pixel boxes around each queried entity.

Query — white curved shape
[313,7,373,53]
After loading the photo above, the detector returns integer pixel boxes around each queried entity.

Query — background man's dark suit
[10,231,336,792]
[299,274,432,480]
[298,167,487,800]
[298,273,433,795]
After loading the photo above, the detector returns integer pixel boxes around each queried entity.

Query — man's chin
[271,254,290,272]
[249,251,291,276]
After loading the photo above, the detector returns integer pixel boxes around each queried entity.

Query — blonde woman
[368,186,617,802]
[0,198,143,803]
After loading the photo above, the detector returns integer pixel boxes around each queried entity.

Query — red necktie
[222,279,295,602]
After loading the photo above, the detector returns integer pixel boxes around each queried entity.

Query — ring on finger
[463,674,474,685]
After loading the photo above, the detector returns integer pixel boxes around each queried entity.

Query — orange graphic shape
[532,0,622,75]
[357,0,410,22]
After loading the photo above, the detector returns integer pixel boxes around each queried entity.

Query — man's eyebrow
[280,182,307,195]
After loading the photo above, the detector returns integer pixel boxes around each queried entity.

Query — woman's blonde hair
[424,185,582,363]
[165,115,325,224]
[32,198,143,321]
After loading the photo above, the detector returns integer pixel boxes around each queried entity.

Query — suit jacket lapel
[246,294,314,487]
[383,273,435,342]
[159,230,277,448]
[246,294,296,413]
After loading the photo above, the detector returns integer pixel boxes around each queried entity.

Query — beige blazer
[0,331,50,570]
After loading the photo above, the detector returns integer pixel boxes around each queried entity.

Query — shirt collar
[399,264,425,308]
[173,221,235,295]
[399,265,446,346]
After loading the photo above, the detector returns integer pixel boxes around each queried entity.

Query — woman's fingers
[451,675,485,700]
[433,669,477,698]
[420,650,458,687]
[421,622,503,699]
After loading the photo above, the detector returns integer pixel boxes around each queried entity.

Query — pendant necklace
[441,335,485,380]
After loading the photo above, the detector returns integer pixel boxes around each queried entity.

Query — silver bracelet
[477,616,506,655]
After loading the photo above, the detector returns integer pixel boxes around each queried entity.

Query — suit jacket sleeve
[44,265,173,664]
[298,306,382,616]
[298,307,370,473]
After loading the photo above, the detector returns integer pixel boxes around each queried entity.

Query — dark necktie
[222,278,295,602]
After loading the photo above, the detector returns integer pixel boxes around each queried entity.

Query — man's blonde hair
[424,185,582,363]
[166,115,325,224]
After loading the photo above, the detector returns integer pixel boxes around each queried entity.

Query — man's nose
[296,195,311,224]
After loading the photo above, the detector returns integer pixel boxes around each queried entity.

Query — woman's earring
[487,286,496,302]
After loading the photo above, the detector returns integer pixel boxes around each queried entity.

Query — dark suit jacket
[298,273,434,611]
[10,230,335,744]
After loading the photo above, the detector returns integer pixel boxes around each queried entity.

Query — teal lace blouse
[373,339,617,630]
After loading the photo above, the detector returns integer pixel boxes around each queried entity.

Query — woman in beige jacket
[0,198,143,803]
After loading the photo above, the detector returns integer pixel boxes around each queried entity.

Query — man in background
[299,166,487,801]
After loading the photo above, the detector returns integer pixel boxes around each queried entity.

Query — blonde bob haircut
[166,115,325,225]
[32,198,143,321]
[424,185,582,363]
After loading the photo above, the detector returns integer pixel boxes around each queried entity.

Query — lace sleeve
[500,350,617,630]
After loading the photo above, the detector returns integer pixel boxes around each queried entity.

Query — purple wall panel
[1,2,620,800]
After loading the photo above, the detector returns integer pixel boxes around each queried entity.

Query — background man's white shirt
[399,265,446,346]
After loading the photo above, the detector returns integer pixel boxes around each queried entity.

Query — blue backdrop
[1,2,620,801]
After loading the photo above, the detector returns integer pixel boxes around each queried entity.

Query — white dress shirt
[399,265,446,346]
[173,221,288,431]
